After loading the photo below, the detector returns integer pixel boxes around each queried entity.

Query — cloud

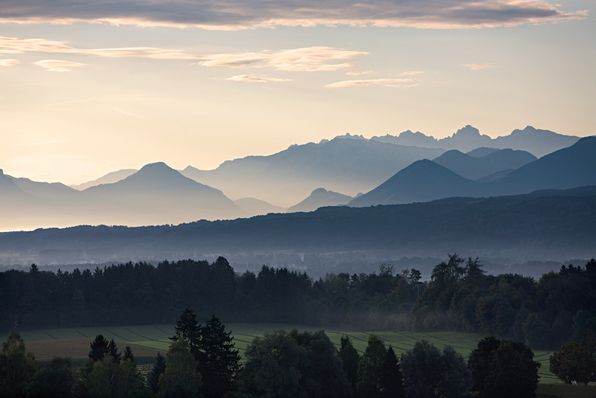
[1,37,364,73]
[199,47,367,72]
[0,36,195,60]
[463,63,494,71]
[0,58,20,67]
[346,70,373,76]
[327,70,423,88]
[326,77,417,88]
[0,1,585,30]
[33,59,86,72]
[226,74,291,83]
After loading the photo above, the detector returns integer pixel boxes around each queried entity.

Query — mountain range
[0,125,591,231]
[372,125,579,156]
[352,136,596,206]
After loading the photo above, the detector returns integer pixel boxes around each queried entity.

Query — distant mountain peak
[311,187,330,195]
[139,161,172,171]
[453,125,481,137]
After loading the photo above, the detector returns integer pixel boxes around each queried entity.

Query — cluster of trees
[1,256,594,349]
[0,309,552,398]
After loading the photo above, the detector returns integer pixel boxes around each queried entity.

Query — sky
[0,0,595,184]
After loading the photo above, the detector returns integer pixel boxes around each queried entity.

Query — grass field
[0,324,560,384]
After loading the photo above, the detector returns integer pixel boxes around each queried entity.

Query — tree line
[0,256,595,349]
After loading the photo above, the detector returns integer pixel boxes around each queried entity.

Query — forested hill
[1,187,595,265]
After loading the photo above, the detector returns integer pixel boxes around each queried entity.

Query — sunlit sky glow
[0,0,594,184]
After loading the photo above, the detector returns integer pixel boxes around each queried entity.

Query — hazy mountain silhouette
[372,125,579,157]
[493,136,596,194]
[1,187,593,266]
[234,197,284,216]
[0,163,240,231]
[350,160,480,206]
[79,162,239,225]
[72,169,136,190]
[181,136,443,206]
[288,188,352,212]
[492,126,579,157]
[433,148,536,180]
[352,136,596,206]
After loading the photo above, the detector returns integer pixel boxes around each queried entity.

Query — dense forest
[1,256,594,350]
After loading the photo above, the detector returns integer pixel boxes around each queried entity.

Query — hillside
[288,188,352,212]
[0,187,594,265]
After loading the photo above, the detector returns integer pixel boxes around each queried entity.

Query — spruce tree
[339,336,360,396]
[198,315,241,398]
[148,353,166,394]
[172,308,202,358]
[381,346,405,398]
[88,335,109,362]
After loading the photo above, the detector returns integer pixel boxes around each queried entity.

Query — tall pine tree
[172,308,202,359]
[148,353,166,394]
[198,315,241,398]
[339,336,360,396]
[381,346,405,398]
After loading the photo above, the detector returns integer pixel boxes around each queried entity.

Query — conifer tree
[198,315,241,398]
[339,336,360,396]
[381,346,405,398]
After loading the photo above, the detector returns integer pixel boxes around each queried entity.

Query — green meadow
[1,323,560,384]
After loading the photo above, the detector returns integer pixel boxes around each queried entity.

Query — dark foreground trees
[241,330,351,398]
[469,337,540,398]
[400,341,470,398]
[550,333,596,385]
[0,325,548,398]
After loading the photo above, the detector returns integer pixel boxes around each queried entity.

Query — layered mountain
[288,188,352,213]
[493,136,596,194]
[181,136,443,207]
[433,148,536,180]
[0,163,240,230]
[72,169,136,190]
[350,160,481,206]
[0,187,593,266]
[352,136,596,206]
[372,125,579,157]
[78,162,239,225]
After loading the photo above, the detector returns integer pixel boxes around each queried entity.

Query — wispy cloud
[326,78,417,88]
[346,70,373,76]
[0,58,19,67]
[1,37,365,73]
[33,59,85,72]
[227,74,291,83]
[0,1,585,30]
[0,36,195,60]
[463,63,494,71]
[199,47,367,72]
[327,70,423,88]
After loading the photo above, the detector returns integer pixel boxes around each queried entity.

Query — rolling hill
[288,188,352,212]
[0,187,594,266]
